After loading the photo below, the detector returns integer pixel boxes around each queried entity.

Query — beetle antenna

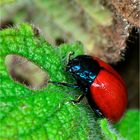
[48,80,79,89]
[67,51,75,63]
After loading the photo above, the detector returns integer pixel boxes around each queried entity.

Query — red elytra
[90,57,127,123]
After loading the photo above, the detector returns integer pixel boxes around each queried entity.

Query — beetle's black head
[66,55,101,87]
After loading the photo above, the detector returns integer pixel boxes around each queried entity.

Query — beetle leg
[70,94,85,104]
[86,94,104,118]
[93,108,104,118]
[48,80,79,89]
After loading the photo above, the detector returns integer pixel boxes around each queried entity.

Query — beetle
[49,55,127,123]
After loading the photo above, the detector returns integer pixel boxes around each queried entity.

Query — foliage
[115,110,139,140]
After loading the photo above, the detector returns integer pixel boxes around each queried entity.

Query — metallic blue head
[66,55,101,87]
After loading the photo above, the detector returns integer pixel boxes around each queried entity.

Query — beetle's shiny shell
[90,57,127,123]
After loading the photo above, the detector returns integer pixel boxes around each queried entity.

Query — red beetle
[90,57,127,122]
[49,55,127,123]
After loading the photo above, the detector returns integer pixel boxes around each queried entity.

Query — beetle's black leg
[86,94,104,118]
[70,94,85,104]
[93,108,104,118]
[48,80,85,103]
[48,80,79,89]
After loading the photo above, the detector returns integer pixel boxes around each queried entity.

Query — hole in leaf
[5,55,49,90]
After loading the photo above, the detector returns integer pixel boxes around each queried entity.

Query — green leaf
[0,23,105,140]
[100,119,124,140]
[115,110,139,140]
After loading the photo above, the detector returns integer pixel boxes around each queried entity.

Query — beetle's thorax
[66,55,101,89]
